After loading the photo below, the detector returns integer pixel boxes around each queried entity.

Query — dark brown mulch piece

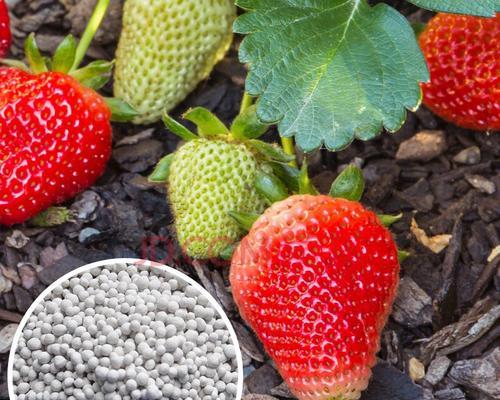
[245,365,283,396]
[434,216,464,326]
[420,297,500,365]
[361,362,423,400]
[448,348,500,399]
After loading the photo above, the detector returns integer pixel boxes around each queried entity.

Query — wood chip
[420,297,499,364]
[411,218,452,253]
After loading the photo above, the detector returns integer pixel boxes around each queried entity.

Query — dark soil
[1,1,498,400]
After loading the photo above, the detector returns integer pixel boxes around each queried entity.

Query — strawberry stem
[240,92,254,114]
[71,0,111,72]
[281,137,297,167]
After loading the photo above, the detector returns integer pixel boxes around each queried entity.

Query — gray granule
[13,263,240,400]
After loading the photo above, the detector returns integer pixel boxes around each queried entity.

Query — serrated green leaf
[52,35,77,73]
[149,154,174,183]
[231,105,269,139]
[407,0,498,17]
[162,114,198,141]
[235,0,429,152]
[329,165,365,201]
[248,140,295,163]
[183,107,229,138]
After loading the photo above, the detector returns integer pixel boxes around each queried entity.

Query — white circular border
[8,258,244,400]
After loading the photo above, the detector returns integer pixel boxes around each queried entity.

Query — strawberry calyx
[225,162,410,261]
[149,107,294,183]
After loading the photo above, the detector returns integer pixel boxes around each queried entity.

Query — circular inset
[9,259,243,400]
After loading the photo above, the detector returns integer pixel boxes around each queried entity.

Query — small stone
[0,324,19,353]
[453,146,481,165]
[465,174,496,194]
[79,227,101,243]
[396,130,446,161]
[425,356,451,386]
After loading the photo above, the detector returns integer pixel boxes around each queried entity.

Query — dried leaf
[408,358,425,382]
[487,245,500,263]
[411,218,452,253]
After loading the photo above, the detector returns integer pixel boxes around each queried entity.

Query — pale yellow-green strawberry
[150,106,295,259]
[114,0,236,124]
[168,139,267,259]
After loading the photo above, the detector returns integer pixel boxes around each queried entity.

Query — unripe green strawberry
[168,139,267,259]
[114,0,236,124]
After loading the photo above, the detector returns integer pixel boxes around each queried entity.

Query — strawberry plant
[150,107,296,259]
[0,0,136,226]
[234,0,499,152]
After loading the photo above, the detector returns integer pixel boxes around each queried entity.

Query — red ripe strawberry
[0,0,10,57]
[419,13,500,131]
[0,68,112,225]
[231,194,400,400]
[0,0,135,226]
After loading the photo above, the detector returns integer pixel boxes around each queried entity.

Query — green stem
[281,137,297,167]
[71,0,111,71]
[240,92,254,114]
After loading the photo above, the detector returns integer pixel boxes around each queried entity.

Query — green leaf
[398,249,410,263]
[329,165,365,201]
[248,140,296,163]
[149,154,174,183]
[298,160,318,195]
[81,75,110,91]
[407,0,499,17]
[255,171,289,204]
[183,107,230,138]
[52,35,77,73]
[30,207,73,227]
[231,105,269,139]
[228,211,259,232]
[220,243,238,260]
[70,60,113,82]
[24,34,48,74]
[235,0,429,152]
[162,114,198,141]
[378,213,403,227]
[268,161,300,193]
[104,98,139,122]
[0,59,30,71]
